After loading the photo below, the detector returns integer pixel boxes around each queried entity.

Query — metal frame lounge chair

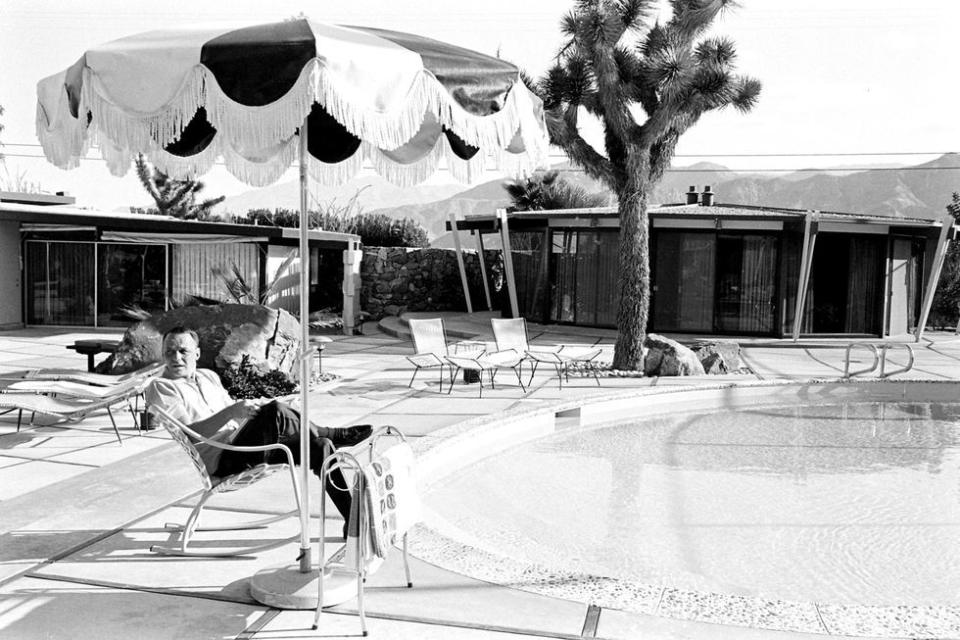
[3,366,161,431]
[0,389,141,443]
[491,317,602,389]
[148,406,315,558]
[20,363,164,386]
[406,318,455,392]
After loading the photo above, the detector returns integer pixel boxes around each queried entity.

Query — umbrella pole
[297,116,312,573]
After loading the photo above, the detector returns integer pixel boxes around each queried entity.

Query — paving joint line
[0,487,200,590]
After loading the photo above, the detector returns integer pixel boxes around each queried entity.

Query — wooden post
[475,231,492,310]
[342,239,362,335]
[791,211,819,342]
[448,211,473,313]
[498,208,520,319]
[914,212,955,342]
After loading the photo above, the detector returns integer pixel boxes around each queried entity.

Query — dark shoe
[330,424,373,448]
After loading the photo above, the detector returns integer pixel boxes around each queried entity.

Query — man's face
[162,333,200,379]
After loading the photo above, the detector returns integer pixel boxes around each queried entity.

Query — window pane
[98,243,167,327]
[25,241,95,326]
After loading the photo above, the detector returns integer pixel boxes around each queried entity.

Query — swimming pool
[412,381,960,637]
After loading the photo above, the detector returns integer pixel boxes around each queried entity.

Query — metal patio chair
[20,363,164,386]
[406,318,455,392]
[4,365,161,432]
[491,317,602,389]
[148,406,314,558]
[0,388,141,444]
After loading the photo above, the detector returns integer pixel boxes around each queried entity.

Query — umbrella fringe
[367,139,445,188]
[35,84,90,170]
[37,53,549,186]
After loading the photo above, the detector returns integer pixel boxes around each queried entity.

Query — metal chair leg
[105,406,123,444]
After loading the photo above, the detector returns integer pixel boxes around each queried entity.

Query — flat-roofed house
[0,191,362,332]
[448,187,957,339]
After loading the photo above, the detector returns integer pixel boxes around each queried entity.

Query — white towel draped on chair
[345,441,420,570]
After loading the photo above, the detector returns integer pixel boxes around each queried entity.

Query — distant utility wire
[5,149,960,174]
[10,141,956,157]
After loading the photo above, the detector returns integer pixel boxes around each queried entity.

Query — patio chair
[4,366,161,430]
[491,317,602,389]
[406,318,455,392]
[148,406,313,558]
[21,363,164,386]
[0,388,141,444]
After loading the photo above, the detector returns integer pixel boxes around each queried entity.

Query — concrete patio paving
[1,316,958,639]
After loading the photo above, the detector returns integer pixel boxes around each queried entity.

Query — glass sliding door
[97,243,167,327]
[716,234,778,334]
[25,241,95,325]
[652,231,716,332]
[844,236,884,334]
[548,230,619,327]
[551,231,578,323]
[511,230,549,322]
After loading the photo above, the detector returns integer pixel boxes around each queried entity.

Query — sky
[1,0,958,211]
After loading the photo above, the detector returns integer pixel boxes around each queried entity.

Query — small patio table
[66,340,120,372]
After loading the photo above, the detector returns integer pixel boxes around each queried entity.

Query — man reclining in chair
[146,326,371,536]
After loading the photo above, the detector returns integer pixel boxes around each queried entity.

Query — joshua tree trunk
[613,165,650,371]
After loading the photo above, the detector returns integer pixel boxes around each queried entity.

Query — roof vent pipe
[700,185,714,206]
[685,186,699,205]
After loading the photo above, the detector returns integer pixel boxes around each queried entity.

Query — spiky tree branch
[134,154,225,220]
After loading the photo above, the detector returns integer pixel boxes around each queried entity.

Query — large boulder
[96,304,301,376]
[691,340,744,374]
[643,333,705,376]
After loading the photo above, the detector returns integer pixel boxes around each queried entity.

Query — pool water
[424,400,960,606]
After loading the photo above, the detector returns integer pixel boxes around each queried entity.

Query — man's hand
[229,399,262,422]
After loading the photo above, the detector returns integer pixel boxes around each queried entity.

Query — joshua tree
[503,169,609,212]
[539,0,761,369]
[134,154,224,220]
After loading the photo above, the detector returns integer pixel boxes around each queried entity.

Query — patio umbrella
[35,17,548,607]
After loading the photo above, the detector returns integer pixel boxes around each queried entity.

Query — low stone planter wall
[360,247,502,319]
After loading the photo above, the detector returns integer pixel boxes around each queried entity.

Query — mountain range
[217,153,960,245]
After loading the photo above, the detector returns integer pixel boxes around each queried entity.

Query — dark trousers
[214,401,352,521]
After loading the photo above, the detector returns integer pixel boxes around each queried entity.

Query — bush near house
[930,195,960,329]
[236,208,428,247]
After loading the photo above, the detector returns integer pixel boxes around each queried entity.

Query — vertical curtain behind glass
[844,237,882,333]
[738,236,776,333]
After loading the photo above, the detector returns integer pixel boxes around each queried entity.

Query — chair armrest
[151,406,332,468]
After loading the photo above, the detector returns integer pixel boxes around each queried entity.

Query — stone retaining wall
[360,247,503,318]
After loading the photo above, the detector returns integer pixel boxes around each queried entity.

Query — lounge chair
[20,363,164,386]
[0,389,141,444]
[491,317,602,389]
[4,366,161,430]
[148,406,312,557]
[406,318,455,392]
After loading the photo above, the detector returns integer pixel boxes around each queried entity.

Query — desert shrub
[351,213,428,247]
[235,208,428,248]
[220,354,298,399]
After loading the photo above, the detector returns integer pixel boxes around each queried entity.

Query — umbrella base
[249,563,357,609]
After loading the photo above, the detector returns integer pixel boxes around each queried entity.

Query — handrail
[842,343,880,379]
[879,343,915,378]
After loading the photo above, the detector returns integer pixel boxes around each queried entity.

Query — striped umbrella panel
[36,19,548,187]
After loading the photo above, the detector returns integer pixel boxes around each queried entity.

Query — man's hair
[161,326,200,346]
